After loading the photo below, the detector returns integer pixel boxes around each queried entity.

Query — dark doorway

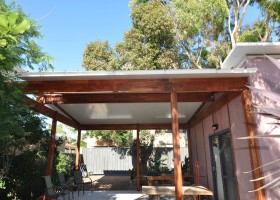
[209,129,238,200]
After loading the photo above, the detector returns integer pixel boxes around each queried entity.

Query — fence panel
[82,147,188,175]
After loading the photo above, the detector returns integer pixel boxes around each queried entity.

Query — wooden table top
[142,185,213,196]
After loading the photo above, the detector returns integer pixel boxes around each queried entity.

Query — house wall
[245,58,280,199]
[190,96,255,200]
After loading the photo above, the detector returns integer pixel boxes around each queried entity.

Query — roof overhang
[19,68,254,130]
[221,42,280,69]
[22,42,280,130]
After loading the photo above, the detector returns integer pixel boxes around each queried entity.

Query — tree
[82,40,121,71]
[168,0,229,68]
[129,130,154,175]
[0,0,53,198]
[84,130,133,147]
[82,0,181,70]
[82,0,279,70]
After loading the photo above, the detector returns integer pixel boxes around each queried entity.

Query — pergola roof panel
[49,102,201,125]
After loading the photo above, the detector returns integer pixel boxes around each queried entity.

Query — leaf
[266,55,280,70]
[0,53,5,60]
[8,12,19,26]
[10,18,30,34]
[0,38,7,47]
[247,86,280,103]
[0,14,8,34]
[5,34,18,43]
[248,176,280,192]
[250,169,280,182]
[251,111,280,120]
[242,158,280,174]
[266,123,280,126]
[257,107,280,118]
[237,135,280,140]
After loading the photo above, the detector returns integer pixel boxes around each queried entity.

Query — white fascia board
[221,42,280,69]
[18,68,256,81]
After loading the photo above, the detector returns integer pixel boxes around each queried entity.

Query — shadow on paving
[88,175,137,191]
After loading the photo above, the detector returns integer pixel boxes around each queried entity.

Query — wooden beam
[24,77,247,94]
[81,123,188,130]
[171,92,183,200]
[241,90,265,200]
[25,97,79,129]
[38,93,214,104]
[46,111,57,176]
[136,126,140,191]
[187,92,240,128]
[75,129,82,171]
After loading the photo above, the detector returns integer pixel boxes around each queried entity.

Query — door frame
[209,128,237,200]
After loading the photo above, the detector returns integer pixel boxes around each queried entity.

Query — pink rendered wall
[190,98,256,199]
[190,127,198,173]
[202,115,215,192]
[194,122,208,187]
[245,58,280,199]
[228,96,255,199]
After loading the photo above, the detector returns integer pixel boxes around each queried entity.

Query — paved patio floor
[58,175,191,200]
[63,190,188,200]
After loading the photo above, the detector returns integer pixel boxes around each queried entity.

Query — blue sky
[15,1,260,72]
[16,0,132,71]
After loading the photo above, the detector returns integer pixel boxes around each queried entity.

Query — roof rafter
[37,93,215,104]
[25,97,80,129]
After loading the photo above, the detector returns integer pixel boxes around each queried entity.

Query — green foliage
[116,1,180,70]
[0,0,52,71]
[83,1,180,70]
[82,40,121,70]
[83,0,279,70]
[56,153,73,177]
[171,0,230,68]
[181,156,190,175]
[0,0,54,198]
[84,130,133,147]
[0,111,51,199]
[129,130,155,175]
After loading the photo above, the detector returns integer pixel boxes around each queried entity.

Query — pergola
[19,68,254,200]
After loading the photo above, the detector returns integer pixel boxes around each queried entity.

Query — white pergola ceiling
[48,102,202,125]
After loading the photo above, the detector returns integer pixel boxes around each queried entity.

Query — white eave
[221,42,280,69]
[18,68,256,81]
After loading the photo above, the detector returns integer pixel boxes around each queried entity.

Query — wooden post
[136,126,141,191]
[75,129,81,171]
[241,90,265,200]
[171,91,183,200]
[46,111,58,176]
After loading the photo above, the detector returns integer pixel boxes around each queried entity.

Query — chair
[43,175,70,200]
[58,173,74,198]
[73,171,93,196]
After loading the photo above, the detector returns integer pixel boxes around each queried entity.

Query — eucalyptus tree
[82,0,279,70]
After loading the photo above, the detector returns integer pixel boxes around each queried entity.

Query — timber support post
[171,91,183,200]
[75,129,82,171]
[46,111,58,176]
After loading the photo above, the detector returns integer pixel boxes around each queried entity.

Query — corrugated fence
[82,147,188,175]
